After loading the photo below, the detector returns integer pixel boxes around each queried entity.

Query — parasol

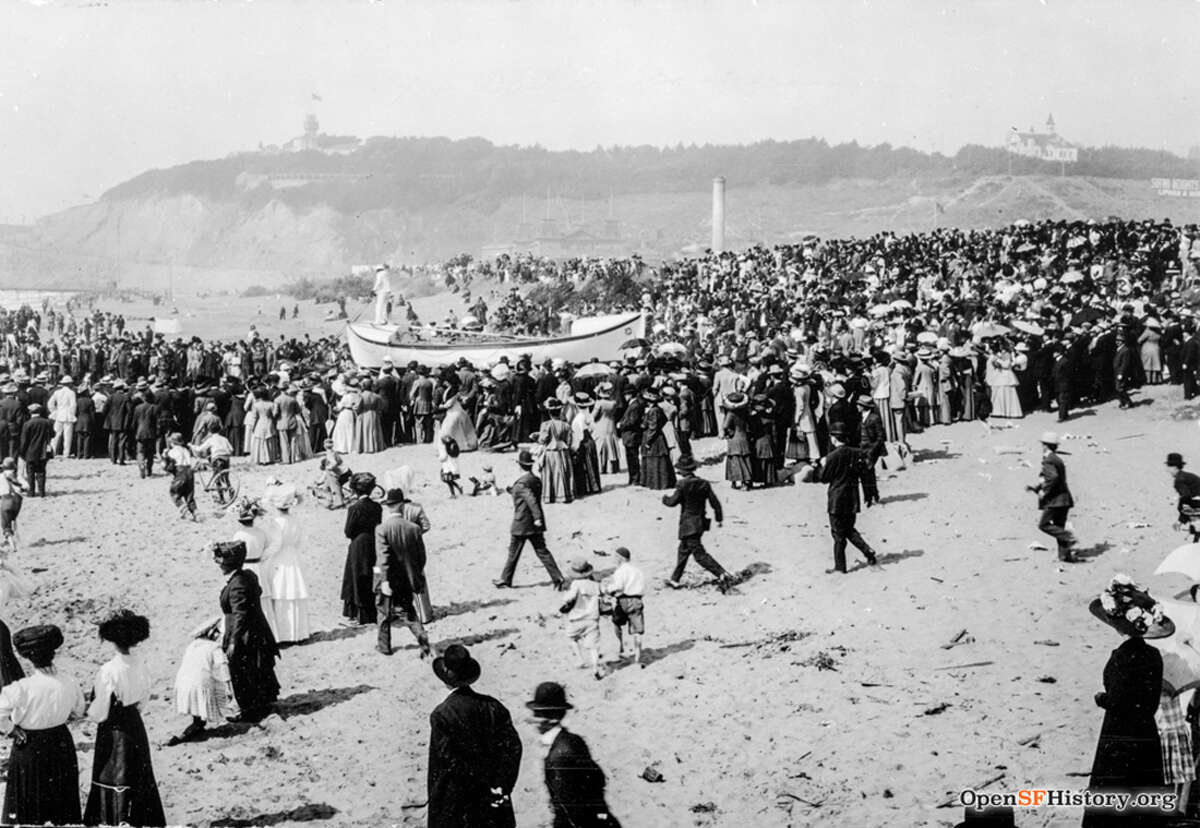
[655,342,688,358]
[1069,307,1106,327]
[916,331,938,345]
[1061,271,1085,284]
[972,322,1011,341]
[1011,320,1044,336]
[1152,600,1200,695]
[1015,242,1036,253]
[1012,219,1032,227]
[574,362,612,379]
[869,304,892,318]
[1156,543,1200,581]
[890,299,913,310]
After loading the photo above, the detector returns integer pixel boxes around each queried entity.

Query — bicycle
[195,459,240,508]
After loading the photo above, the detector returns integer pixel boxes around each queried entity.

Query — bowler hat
[1168,453,1186,468]
[526,681,573,716]
[675,455,698,473]
[383,488,407,506]
[569,559,594,577]
[432,644,481,687]
[517,449,534,467]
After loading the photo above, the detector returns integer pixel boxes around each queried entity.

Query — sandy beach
[4,325,1193,827]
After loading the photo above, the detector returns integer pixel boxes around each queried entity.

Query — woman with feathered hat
[213,540,279,723]
[84,609,165,826]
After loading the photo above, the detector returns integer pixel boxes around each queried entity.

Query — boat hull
[346,313,645,368]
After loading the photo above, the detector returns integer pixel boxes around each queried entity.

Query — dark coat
[0,397,25,444]
[17,417,54,463]
[819,444,864,514]
[545,728,621,828]
[103,389,131,432]
[1084,637,1163,826]
[1037,451,1073,509]
[428,687,522,828]
[662,475,723,538]
[219,568,279,712]
[374,514,426,597]
[859,408,886,460]
[617,397,644,447]
[132,401,159,441]
[74,393,95,432]
[410,377,435,416]
[510,471,546,536]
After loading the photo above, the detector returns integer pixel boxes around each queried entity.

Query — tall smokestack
[711,176,725,253]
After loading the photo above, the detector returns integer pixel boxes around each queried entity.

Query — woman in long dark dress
[0,624,85,827]
[570,393,602,498]
[84,610,165,827]
[341,475,382,625]
[214,540,280,723]
[1084,576,1172,827]
[639,390,676,491]
[750,396,778,488]
[723,393,753,489]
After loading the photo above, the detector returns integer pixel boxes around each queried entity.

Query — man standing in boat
[373,264,395,326]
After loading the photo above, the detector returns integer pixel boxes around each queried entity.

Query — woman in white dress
[986,341,1023,419]
[232,498,277,638]
[331,379,359,455]
[437,384,479,452]
[168,617,235,744]
[261,481,311,644]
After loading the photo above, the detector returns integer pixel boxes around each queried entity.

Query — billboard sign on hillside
[1152,178,1200,198]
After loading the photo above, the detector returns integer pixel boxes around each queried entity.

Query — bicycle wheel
[212,470,240,507]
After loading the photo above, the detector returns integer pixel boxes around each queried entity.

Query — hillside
[3,136,1200,291]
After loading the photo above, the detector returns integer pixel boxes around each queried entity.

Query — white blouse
[87,652,151,722]
[0,668,86,732]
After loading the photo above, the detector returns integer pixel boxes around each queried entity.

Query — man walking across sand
[1027,430,1077,563]
[494,450,565,590]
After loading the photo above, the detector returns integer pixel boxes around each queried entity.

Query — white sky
[0,0,1197,222]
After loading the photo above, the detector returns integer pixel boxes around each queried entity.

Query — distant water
[0,289,79,311]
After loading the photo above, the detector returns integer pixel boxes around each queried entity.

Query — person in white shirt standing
[46,375,76,460]
[602,546,646,667]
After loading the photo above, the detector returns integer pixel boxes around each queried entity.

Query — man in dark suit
[427,644,522,828]
[374,489,431,657]
[131,391,160,478]
[0,383,23,461]
[17,404,54,497]
[1052,344,1074,422]
[510,360,538,444]
[494,450,564,590]
[856,393,885,507]
[397,361,419,444]
[72,387,95,460]
[525,682,621,828]
[617,388,644,486]
[1166,452,1200,524]
[812,424,878,573]
[375,360,399,447]
[409,366,436,443]
[662,455,734,591]
[104,379,132,464]
[1027,431,1077,562]
[457,359,479,423]
[1182,322,1200,400]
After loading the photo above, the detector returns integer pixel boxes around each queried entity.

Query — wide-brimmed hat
[97,609,150,649]
[59,375,73,385]
[789,363,811,381]
[212,540,247,566]
[26,403,41,414]
[544,398,564,412]
[675,455,698,473]
[1167,453,1186,468]
[13,625,63,660]
[826,384,846,400]
[33,372,47,384]
[383,487,407,506]
[723,391,747,410]
[517,449,534,468]
[854,393,874,408]
[526,681,573,717]
[235,497,264,523]
[642,388,660,402]
[1089,574,1174,639]
[596,382,613,398]
[432,643,481,687]
[573,392,594,407]
[569,559,594,577]
[189,616,222,640]
[1039,431,1060,446]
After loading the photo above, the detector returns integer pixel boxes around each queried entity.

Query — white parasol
[1152,600,1200,694]
[1156,543,1200,581]
[574,362,612,379]
[655,342,689,358]
[916,331,938,345]
[1011,320,1044,336]
[869,304,892,318]
[890,299,913,310]
[1061,271,1085,284]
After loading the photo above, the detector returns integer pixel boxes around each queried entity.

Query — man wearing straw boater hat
[524,681,622,827]
[1026,431,1077,563]
[427,644,522,828]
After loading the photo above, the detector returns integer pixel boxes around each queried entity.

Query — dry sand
[9,294,1197,827]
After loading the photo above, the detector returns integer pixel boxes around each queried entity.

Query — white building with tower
[1006,114,1078,163]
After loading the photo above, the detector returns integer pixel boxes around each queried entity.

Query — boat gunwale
[346,312,644,351]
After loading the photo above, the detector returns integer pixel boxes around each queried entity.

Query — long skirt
[249,434,274,464]
[242,562,278,640]
[341,536,377,625]
[541,449,573,503]
[295,423,314,461]
[700,396,718,437]
[961,375,976,421]
[355,411,383,454]
[784,427,807,462]
[989,385,1023,419]
[242,424,254,457]
[937,389,952,424]
[1156,693,1195,785]
[84,699,165,827]
[573,438,602,497]
[228,646,280,715]
[594,429,622,473]
[753,439,778,487]
[877,400,897,443]
[640,451,676,490]
[332,410,355,454]
[726,452,752,484]
[2,724,81,827]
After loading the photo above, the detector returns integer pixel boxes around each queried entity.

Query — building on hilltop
[1006,114,1078,163]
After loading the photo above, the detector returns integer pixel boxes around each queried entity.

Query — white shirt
[0,668,86,732]
[88,652,151,722]
[47,387,77,423]
[194,433,233,460]
[164,445,195,468]
[562,578,600,624]
[605,561,646,598]
[539,724,563,756]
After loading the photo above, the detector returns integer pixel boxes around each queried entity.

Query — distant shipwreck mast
[711,176,725,253]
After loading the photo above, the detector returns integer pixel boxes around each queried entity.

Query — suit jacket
[410,377,435,415]
[510,472,545,536]
[104,390,131,432]
[819,445,863,514]
[132,401,159,440]
[1183,335,1200,371]
[375,372,399,414]
[0,398,25,442]
[1037,450,1074,509]
[273,392,301,432]
[17,417,54,463]
[374,513,426,596]
[617,398,644,447]
[74,393,96,432]
[545,728,619,828]
[219,569,278,658]
[859,409,886,459]
[427,686,522,828]
[662,475,722,539]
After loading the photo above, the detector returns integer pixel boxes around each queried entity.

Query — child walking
[559,558,604,680]
[0,458,27,554]
[438,436,463,497]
